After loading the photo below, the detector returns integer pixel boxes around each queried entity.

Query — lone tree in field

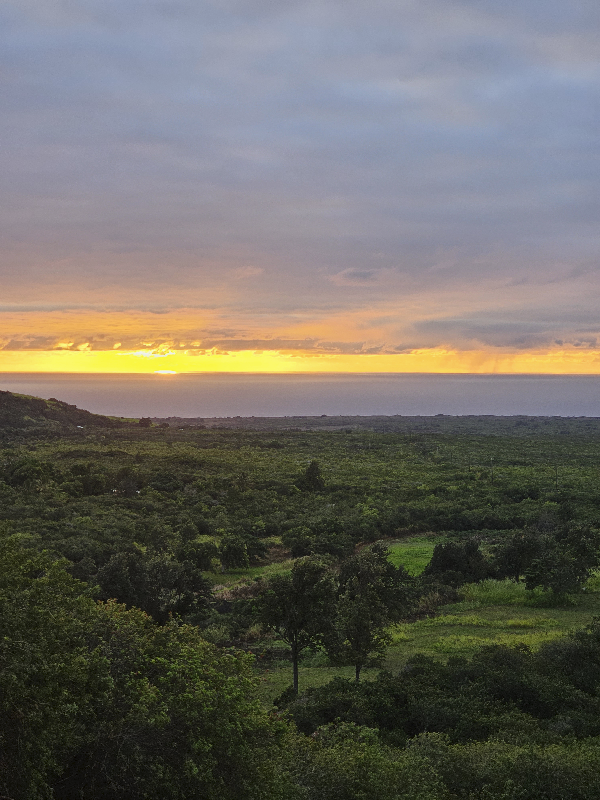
[326,543,416,682]
[422,539,488,587]
[256,556,335,693]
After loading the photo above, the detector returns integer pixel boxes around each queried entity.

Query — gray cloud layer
[1,0,599,354]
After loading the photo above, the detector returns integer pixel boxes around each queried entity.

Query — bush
[423,539,489,586]
[288,722,444,800]
[219,534,250,570]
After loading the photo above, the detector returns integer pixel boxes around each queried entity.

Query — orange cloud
[2,292,600,375]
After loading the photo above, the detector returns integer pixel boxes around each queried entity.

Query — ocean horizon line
[2,372,600,419]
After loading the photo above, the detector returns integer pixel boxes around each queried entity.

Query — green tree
[0,538,104,800]
[523,523,600,598]
[0,538,290,800]
[176,538,219,571]
[257,556,335,693]
[219,533,250,570]
[327,544,415,682]
[493,529,543,582]
[298,460,325,491]
[58,602,289,800]
[96,548,212,624]
[422,539,489,587]
[525,544,590,597]
[288,722,443,800]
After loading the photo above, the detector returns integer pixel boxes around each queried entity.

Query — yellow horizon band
[1,347,600,374]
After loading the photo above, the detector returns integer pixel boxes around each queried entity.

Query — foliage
[286,621,600,749]
[491,522,600,597]
[326,543,416,681]
[0,538,289,800]
[220,533,250,570]
[298,459,326,492]
[0,538,101,800]
[524,523,600,597]
[256,556,336,693]
[176,537,219,570]
[94,548,212,624]
[58,602,288,800]
[492,530,544,582]
[422,539,490,587]
[409,733,600,800]
[7,390,600,798]
[288,722,444,800]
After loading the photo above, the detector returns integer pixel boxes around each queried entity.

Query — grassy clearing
[256,660,363,703]
[211,536,436,587]
[387,535,444,575]
[255,576,600,705]
[206,539,600,704]
[458,578,553,606]
[383,578,600,669]
[208,558,295,586]
[205,538,293,586]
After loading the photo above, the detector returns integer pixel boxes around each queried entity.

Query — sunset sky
[2,0,599,375]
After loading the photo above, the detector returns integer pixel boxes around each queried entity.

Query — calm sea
[1,373,600,419]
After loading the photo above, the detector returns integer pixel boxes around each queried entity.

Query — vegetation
[256,556,336,693]
[0,538,287,800]
[326,544,415,682]
[5,390,600,797]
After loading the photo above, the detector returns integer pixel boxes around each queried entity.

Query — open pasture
[256,573,600,704]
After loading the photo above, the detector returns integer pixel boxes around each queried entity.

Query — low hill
[0,390,123,434]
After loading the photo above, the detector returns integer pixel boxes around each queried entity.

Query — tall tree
[257,556,335,693]
[298,460,325,491]
[0,539,101,800]
[327,544,415,682]
[494,522,600,597]
[58,602,289,800]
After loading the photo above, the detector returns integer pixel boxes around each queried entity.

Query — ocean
[1,373,600,419]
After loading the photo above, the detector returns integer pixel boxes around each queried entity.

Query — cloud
[410,315,600,351]
[0,0,598,368]
[0,336,59,351]
[329,268,388,287]
[232,266,265,279]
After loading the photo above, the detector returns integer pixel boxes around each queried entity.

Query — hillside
[0,390,123,434]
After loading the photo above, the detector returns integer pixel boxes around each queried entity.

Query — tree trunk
[355,662,362,683]
[292,644,299,694]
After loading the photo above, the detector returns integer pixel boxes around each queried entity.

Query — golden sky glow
[3,346,600,375]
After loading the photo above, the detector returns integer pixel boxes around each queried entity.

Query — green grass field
[210,533,441,586]
[199,536,600,705]
[384,582,600,668]
[387,535,443,574]
[255,574,600,704]
[209,557,295,585]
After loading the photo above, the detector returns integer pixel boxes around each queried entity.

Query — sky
[1,0,599,375]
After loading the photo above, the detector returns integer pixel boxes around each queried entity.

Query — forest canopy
[4,390,600,798]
